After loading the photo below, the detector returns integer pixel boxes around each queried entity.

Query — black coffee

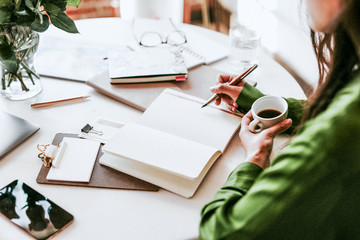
[257,109,282,118]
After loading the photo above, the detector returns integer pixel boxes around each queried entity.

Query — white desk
[0,18,306,240]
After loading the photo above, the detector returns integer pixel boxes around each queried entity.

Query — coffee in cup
[249,96,288,133]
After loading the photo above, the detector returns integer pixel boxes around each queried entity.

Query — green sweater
[199,74,360,240]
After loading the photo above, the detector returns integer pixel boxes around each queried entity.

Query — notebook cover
[36,133,159,191]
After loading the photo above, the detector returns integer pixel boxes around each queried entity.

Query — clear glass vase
[0,26,42,100]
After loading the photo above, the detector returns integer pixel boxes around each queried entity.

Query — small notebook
[100,89,242,198]
[108,48,188,83]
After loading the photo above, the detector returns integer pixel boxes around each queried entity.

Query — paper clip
[37,142,67,168]
[81,124,103,136]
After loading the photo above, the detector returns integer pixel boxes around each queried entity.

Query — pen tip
[201,104,206,108]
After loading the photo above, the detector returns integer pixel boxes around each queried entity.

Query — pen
[31,95,91,108]
[201,64,258,108]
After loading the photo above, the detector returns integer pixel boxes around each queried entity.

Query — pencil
[201,64,258,108]
[31,95,91,108]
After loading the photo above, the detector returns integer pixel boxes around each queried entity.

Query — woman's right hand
[209,74,246,112]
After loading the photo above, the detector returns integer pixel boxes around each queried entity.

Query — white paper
[46,138,100,182]
[138,89,241,152]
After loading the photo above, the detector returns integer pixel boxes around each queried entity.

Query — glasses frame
[132,18,187,47]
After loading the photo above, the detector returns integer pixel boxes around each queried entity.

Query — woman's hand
[240,111,293,169]
[209,75,246,112]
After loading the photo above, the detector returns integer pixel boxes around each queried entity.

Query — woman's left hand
[239,111,293,169]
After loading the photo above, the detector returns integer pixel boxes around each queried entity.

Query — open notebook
[100,89,242,198]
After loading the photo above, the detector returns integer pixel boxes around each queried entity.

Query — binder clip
[37,142,67,168]
[81,124,103,136]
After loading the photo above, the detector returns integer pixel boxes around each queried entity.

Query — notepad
[108,48,188,83]
[100,89,242,198]
[46,137,101,182]
[180,28,228,69]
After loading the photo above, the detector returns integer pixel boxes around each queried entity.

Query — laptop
[0,111,40,159]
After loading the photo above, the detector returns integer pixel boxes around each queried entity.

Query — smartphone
[0,180,74,240]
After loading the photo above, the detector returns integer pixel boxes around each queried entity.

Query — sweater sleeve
[236,83,306,134]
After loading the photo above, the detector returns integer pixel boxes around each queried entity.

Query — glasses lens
[167,31,186,46]
[140,32,162,47]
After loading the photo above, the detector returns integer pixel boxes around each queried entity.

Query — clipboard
[36,133,159,191]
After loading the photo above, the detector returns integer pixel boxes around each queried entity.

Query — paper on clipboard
[46,137,100,182]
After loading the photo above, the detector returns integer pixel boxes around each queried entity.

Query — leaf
[43,0,66,11]
[0,8,12,24]
[0,0,12,8]
[48,12,79,34]
[0,43,19,74]
[43,3,61,16]
[15,13,35,27]
[30,14,50,32]
[15,0,23,12]
[25,0,36,11]
[67,0,81,7]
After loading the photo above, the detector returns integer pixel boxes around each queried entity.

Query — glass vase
[0,26,42,100]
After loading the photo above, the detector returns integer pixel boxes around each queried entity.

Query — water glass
[228,24,261,69]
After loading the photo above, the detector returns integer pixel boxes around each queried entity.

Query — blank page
[138,89,241,152]
[102,123,220,180]
[46,138,100,182]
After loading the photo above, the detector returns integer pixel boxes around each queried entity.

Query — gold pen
[201,64,258,108]
[31,95,91,108]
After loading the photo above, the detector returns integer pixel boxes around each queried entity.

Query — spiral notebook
[180,28,228,69]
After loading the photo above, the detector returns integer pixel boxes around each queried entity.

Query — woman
[200,0,360,239]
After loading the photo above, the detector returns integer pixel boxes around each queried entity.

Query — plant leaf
[0,0,12,8]
[67,0,81,7]
[43,0,66,11]
[15,13,35,27]
[0,8,12,24]
[48,12,79,33]
[31,14,50,32]
[25,0,36,11]
[0,42,19,74]
[43,3,61,16]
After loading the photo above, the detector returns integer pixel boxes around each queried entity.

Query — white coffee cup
[248,96,288,133]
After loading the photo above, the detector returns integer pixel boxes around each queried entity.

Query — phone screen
[0,180,73,240]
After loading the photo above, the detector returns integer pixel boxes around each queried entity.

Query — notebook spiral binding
[179,44,206,63]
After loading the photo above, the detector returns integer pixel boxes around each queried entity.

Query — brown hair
[301,0,360,121]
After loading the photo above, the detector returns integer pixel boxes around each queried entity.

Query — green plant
[0,0,80,90]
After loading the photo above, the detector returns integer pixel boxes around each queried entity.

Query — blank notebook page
[138,89,241,152]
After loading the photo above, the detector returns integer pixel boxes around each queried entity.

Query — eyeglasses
[132,19,187,47]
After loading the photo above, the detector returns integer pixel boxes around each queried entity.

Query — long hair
[301,0,360,122]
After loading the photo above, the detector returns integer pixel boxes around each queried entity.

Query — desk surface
[0,18,306,240]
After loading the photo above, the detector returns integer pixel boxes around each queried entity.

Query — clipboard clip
[37,142,67,168]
